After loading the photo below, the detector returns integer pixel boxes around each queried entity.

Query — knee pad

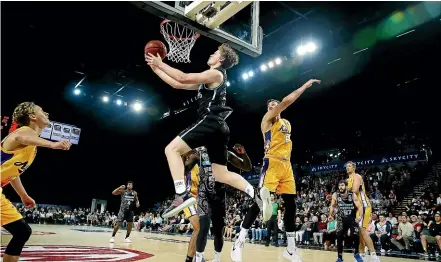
[24,222,32,241]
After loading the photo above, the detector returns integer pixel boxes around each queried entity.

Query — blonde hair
[219,44,239,69]
[346,161,356,169]
[12,102,36,126]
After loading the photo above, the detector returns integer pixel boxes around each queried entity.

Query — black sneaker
[162,191,196,218]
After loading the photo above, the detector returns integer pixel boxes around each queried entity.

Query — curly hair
[219,44,239,69]
[12,102,36,126]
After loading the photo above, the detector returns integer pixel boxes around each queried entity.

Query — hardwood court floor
[1,224,417,261]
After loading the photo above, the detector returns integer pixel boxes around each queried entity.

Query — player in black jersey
[109,181,139,243]
[182,145,252,262]
[329,180,364,262]
[146,45,269,221]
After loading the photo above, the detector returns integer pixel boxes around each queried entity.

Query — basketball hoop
[160,20,200,63]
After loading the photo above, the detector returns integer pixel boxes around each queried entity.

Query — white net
[160,20,200,63]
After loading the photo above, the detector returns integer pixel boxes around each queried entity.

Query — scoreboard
[40,121,81,145]
[1,116,81,145]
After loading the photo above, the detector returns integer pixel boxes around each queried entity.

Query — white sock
[214,251,221,261]
[287,232,296,252]
[174,180,186,194]
[371,251,377,257]
[195,252,204,262]
[238,228,248,242]
[245,185,254,198]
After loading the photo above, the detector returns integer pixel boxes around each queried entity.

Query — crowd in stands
[142,161,440,257]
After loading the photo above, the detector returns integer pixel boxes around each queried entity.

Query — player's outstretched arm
[227,144,252,171]
[12,127,71,150]
[150,65,199,90]
[262,79,321,124]
[147,53,223,86]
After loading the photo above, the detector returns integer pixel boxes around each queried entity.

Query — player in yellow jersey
[232,79,320,262]
[1,102,71,262]
[346,161,380,262]
[182,144,252,262]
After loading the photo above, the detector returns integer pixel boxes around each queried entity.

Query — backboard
[131,1,262,57]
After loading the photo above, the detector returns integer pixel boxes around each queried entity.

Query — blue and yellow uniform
[347,174,372,229]
[259,119,296,194]
[1,126,37,226]
[183,164,199,218]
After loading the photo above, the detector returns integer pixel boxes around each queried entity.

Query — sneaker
[336,258,343,262]
[162,192,196,218]
[283,248,302,262]
[109,237,115,243]
[124,238,131,243]
[258,186,272,222]
[231,238,245,262]
[370,255,380,262]
[354,253,364,262]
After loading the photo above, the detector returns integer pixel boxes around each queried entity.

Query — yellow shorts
[183,204,197,218]
[1,191,23,226]
[357,205,372,229]
[259,157,296,195]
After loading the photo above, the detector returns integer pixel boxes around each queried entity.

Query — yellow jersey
[1,127,37,187]
[264,118,292,160]
[186,164,200,198]
[347,174,371,208]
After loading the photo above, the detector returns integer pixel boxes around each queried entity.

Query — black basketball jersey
[120,190,136,211]
[336,191,356,220]
[196,67,233,120]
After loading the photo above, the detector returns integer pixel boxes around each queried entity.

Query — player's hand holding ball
[51,140,72,150]
[146,53,163,68]
[21,195,36,208]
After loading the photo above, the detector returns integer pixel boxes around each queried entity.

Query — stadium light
[306,42,316,52]
[275,57,282,65]
[260,64,267,71]
[296,45,307,56]
[73,89,81,95]
[116,99,122,105]
[297,42,317,56]
[248,71,254,77]
[268,61,274,68]
[132,102,143,112]
[102,96,109,103]
[242,73,249,80]
[226,81,231,87]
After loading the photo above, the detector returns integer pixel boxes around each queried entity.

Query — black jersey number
[14,161,29,174]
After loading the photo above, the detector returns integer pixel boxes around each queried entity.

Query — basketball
[145,40,167,59]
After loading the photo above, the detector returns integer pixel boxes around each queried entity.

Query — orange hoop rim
[160,19,201,41]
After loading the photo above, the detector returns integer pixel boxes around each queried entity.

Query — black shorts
[117,209,134,223]
[179,115,230,165]
[197,181,226,218]
[336,217,359,236]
